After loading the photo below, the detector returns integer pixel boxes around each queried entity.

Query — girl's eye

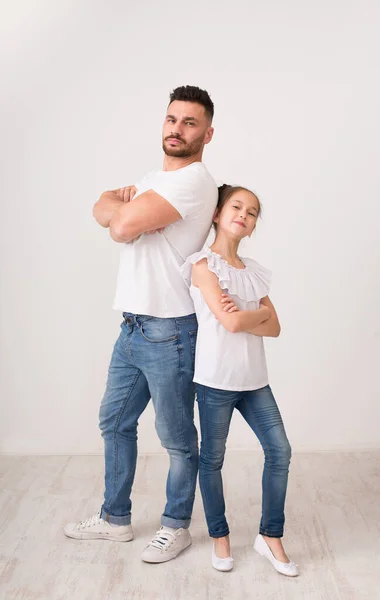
[233,205,239,209]
[249,213,255,217]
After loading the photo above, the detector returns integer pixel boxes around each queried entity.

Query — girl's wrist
[259,306,271,321]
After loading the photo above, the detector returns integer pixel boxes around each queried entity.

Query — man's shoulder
[166,162,216,186]
[139,162,215,183]
[136,169,159,185]
[182,161,216,182]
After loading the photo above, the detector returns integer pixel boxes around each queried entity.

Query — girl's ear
[213,208,219,224]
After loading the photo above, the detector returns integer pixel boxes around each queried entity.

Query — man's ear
[204,126,214,145]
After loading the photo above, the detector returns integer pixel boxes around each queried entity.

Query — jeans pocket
[138,318,178,343]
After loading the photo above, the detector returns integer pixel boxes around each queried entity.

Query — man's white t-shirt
[113,162,218,318]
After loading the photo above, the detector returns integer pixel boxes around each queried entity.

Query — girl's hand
[259,300,271,317]
[221,293,239,313]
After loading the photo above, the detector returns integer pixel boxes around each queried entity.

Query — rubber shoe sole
[64,525,133,542]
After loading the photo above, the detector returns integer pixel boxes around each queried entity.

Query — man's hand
[221,293,239,313]
[93,185,138,228]
[115,186,164,235]
[115,186,138,203]
[109,189,181,243]
[145,227,165,235]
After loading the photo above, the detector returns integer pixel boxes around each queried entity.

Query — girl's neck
[210,234,242,268]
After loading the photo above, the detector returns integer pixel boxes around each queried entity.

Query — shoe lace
[77,512,102,529]
[148,528,176,551]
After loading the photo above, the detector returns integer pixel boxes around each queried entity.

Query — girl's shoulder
[181,248,272,302]
[180,248,214,287]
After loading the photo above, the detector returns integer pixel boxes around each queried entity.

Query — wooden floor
[0,451,379,600]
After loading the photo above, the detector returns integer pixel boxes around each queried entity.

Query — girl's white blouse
[181,248,272,391]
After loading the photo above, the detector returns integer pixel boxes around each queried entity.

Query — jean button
[126,317,132,324]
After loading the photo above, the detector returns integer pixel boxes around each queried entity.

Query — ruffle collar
[181,247,271,302]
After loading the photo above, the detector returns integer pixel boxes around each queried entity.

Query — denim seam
[199,410,216,536]
[198,388,231,538]
[259,529,284,537]
[139,330,178,343]
[161,321,193,527]
[137,316,178,344]
[241,391,273,536]
[123,321,136,366]
[243,396,287,538]
[208,527,230,538]
[176,322,193,507]
[176,321,187,452]
[107,370,142,513]
[255,409,288,538]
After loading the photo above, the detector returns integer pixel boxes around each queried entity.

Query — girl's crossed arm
[249,295,281,338]
[192,260,274,334]
[220,294,280,337]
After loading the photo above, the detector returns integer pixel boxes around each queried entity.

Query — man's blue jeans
[99,313,199,529]
[196,383,291,538]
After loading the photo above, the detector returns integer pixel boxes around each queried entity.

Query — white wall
[1,0,379,454]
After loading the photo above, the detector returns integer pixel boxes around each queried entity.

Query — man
[64,86,218,563]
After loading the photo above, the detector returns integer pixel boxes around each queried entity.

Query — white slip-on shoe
[64,511,133,542]
[254,534,299,577]
[141,526,192,563]
[212,544,234,572]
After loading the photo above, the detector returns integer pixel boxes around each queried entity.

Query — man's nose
[171,122,183,135]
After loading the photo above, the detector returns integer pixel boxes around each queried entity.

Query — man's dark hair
[169,85,214,121]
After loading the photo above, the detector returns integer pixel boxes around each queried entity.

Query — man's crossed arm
[93,187,181,243]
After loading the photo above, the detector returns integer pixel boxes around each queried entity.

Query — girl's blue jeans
[196,383,291,538]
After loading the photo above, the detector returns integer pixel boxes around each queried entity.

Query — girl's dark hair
[214,184,262,230]
[169,85,214,121]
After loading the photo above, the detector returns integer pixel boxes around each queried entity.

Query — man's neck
[163,152,203,172]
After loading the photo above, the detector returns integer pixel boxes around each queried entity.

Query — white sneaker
[212,544,234,572]
[141,526,192,563]
[254,534,299,577]
[64,512,133,542]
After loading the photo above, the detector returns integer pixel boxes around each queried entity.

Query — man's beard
[162,134,204,158]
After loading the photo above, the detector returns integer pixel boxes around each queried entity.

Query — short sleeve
[181,248,272,302]
[150,163,213,219]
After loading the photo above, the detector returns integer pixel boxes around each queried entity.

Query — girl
[181,184,298,576]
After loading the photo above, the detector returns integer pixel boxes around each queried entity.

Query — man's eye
[186,122,194,126]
